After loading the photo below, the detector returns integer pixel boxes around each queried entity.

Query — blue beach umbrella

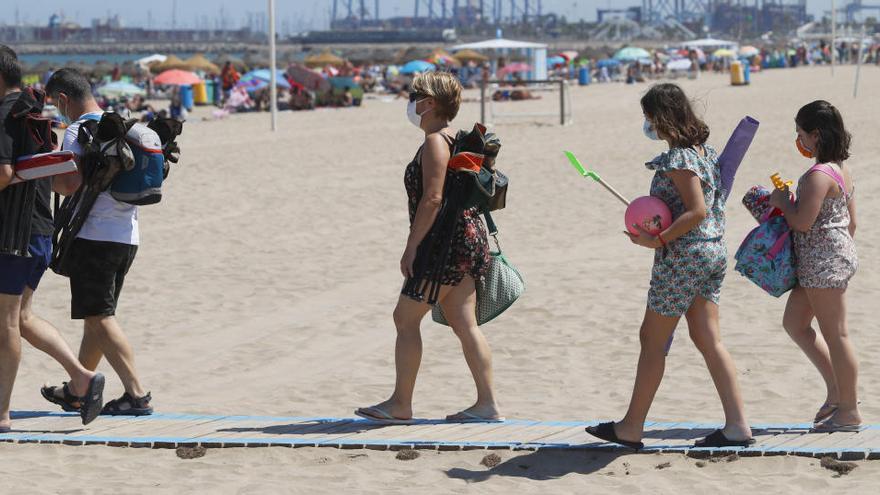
[596,58,621,68]
[241,69,291,89]
[546,55,567,67]
[613,47,651,62]
[400,60,436,74]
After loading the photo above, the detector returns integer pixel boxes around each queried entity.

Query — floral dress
[402,135,489,301]
[792,164,857,289]
[645,145,727,317]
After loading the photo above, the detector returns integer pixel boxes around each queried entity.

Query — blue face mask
[643,119,661,141]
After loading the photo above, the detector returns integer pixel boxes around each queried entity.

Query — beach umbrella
[287,63,330,92]
[547,56,567,67]
[667,59,692,71]
[304,51,346,68]
[185,54,220,74]
[596,58,621,68]
[136,54,166,70]
[96,81,146,98]
[558,50,579,61]
[400,60,435,74]
[152,54,189,73]
[426,49,460,67]
[215,54,249,72]
[499,62,532,75]
[713,48,736,58]
[614,47,651,61]
[241,69,291,89]
[452,49,488,63]
[153,69,202,86]
[739,46,760,57]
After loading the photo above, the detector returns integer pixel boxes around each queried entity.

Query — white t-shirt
[62,112,139,245]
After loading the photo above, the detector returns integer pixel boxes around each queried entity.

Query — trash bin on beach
[180,84,194,110]
[193,82,208,105]
[204,79,215,105]
[730,61,745,86]
[578,67,591,85]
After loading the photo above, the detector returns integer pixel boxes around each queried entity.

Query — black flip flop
[40,382,81,412]
[585,421,644,450]
[79,373,105,425]
[694,429,756,448]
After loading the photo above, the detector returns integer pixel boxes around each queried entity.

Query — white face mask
[407,99,430,129]
[643,119,661,141]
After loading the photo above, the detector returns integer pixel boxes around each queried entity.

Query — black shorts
[68,238,138,320]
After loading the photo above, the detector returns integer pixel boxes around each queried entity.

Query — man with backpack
[43,68,154,416]
[0,49,105,431]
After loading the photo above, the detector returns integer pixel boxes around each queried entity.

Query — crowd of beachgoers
[16,37,880,125]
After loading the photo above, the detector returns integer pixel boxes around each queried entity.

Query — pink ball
[625,196,672,235]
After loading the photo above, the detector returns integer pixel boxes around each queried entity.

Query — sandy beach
[2,65,879,493]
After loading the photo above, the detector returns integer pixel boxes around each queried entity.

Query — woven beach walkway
[3,411,879,460]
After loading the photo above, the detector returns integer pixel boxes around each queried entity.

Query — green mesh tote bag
[432,212,524,326]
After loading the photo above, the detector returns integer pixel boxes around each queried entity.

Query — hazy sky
[0,1,841,31]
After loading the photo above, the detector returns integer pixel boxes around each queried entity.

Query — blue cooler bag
[734,206,797,297]
[111,123,165,205]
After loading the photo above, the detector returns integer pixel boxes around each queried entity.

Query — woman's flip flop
[354,406,415,425]
[585,422,644,451]
[694,429,756,448]
[445,410,505,423]
[811,420,863,433]
[813,403,839,424]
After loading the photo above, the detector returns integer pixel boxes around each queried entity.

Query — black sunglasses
[409,92,429,102]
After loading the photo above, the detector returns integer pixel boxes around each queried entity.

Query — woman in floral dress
[355,72,502,424]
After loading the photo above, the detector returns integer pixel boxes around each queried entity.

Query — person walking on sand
[355,71,503,424]
[0,48,104,432]
[586,83,753,450]
[41,68,153,416]
[769,100,862,431]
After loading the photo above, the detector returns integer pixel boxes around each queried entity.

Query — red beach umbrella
[153,69,203,86]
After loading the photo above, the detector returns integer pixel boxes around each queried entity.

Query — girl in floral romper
[587,84,753,450]
[769,100,861,430]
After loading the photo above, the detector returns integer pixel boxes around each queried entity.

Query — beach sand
[2,65,880,493]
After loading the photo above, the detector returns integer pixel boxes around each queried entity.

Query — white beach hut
[451,38,548,80]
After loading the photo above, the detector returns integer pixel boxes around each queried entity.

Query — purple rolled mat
[718,116,760,200]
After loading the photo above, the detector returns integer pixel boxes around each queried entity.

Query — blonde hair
[411,71,461,122]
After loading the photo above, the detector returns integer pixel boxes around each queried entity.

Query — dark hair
[640,83,709,148]
[0,52,22,88]
[795,100,851,164]
[0,44,17,60]
[45,68,93,101]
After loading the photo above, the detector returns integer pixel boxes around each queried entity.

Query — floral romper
[792,164,858,289]
[645,145,727,317]
[402,135,490,301]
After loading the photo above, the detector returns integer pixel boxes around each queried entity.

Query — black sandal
[41,382,82,412]
[79,374,105,425]
[585,421,644,451]
[694,429,755,448]
[101,392,153,416]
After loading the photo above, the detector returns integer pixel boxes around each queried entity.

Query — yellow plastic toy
[770,173,793,191]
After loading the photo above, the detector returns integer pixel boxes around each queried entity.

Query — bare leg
[0,294,23,430]
[18,288,96,397]
[360,286,454,420]
[685,297,751,440]
[805,288,861,426]
[615,307,680,442]
[77,323,104,371]
[83,316,146,399]
[782,286,839,412]
[439,277,501,419]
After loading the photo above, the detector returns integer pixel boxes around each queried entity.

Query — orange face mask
[796,137,814,159]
